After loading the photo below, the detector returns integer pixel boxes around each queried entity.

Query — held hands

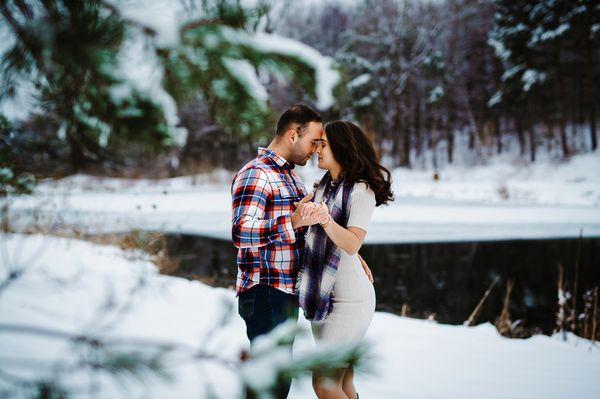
[292,194,374,283]
[292,192,330,228]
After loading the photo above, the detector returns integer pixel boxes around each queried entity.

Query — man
[231,104,372,398]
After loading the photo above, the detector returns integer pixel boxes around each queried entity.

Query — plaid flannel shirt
[231,147,307,296]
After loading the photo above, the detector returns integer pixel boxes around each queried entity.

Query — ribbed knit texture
[311,182,377,344]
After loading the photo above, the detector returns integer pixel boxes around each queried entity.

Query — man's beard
[290,151,311,166]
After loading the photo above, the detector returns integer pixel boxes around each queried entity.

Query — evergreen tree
[0,0,336,173]
[0,0,171,171]
[490,0,600,159]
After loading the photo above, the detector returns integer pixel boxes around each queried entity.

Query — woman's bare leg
[341,365,357,399]
[312,368,348,399]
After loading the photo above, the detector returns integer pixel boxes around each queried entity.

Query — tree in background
[334,0,441,167]
[0,0,337,174]
[275,0,599,169]
[2,0,598,174]
[490,0,600,159]
[0,0,171,172]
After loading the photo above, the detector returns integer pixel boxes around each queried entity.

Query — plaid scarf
[296,172,353,321]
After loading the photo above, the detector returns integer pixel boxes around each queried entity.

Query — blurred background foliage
[0,0,599,180]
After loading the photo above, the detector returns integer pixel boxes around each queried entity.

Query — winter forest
[1,0,600,398]
[2,0,599,178]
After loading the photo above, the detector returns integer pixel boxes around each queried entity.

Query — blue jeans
[238,284,298,398]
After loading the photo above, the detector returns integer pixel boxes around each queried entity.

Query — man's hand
[292,192,314,228]
[358,254,374,283]
[292,193,329,228]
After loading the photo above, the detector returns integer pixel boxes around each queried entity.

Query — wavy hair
[324,120,393,206]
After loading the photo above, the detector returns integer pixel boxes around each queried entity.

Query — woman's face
[316,131,340,172]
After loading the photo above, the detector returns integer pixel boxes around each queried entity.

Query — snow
[1,0,339,137]
[227,29,340,110]
[347,73,371,90]
[113,0,340,110]
[487,37,511,63]
[223,58,269,104]
[428,85,444,103]
[110,0,184,47]
[5,152,600,244]
[0,24,42,122]
[113,29,188,147]
[522,69,547,92]
[501,64,524,82]
[389,151,600,207]
[0,234,599,398]
[529,23,571,47]
[487,90,502,108]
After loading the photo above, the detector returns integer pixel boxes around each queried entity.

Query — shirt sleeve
[231,167,296,249]
[346,182,376,231]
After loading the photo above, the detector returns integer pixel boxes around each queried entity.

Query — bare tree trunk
[401,83,412,168]
[67,129,87,173]
[427,111,435,149]
[468,125,475,151]
[392,108,402,168]
[430,112,439,170]
[556,54,570,158]
[545,122,555,152]
[415,96,422,159]
[494,116,502,154]
[446,115,454,164]
[527,100,536,162]
[516,117,526,156]
[585,26,598,151]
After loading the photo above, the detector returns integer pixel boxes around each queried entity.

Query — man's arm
[231,167,295,249]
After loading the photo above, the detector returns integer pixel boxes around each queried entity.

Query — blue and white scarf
[296,172,353,322]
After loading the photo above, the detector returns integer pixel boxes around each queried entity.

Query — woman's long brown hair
[324,120,393,206]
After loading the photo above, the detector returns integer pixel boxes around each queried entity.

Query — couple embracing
[231,104,393,399]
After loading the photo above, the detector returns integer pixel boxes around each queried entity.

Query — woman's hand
[358,254,374,283]
[298,201,330,224]
[292,194,329,228]
[315,203,330,225]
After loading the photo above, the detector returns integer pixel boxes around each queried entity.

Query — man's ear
[287,129,297,143]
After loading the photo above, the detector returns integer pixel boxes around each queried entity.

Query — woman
[296,120,393,399]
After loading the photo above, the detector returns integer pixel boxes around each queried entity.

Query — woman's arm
[308,183,376,256]
[320,216,366,256]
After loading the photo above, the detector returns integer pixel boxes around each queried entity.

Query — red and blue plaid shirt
[231,147,308,296]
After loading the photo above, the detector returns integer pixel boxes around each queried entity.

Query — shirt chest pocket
[272,186,297,217]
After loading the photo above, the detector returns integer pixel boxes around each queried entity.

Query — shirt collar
[258,147,295,170]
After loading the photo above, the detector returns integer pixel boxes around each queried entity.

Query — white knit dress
[311,182,377,344]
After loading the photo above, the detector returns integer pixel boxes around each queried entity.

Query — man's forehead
[304,121,324,138]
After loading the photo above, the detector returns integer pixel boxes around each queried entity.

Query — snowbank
[0,234,598,398]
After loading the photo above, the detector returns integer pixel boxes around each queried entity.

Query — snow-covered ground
[6,151,600,243]
[1,234,598,398]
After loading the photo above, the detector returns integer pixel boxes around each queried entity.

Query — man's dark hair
[275,104,322,137]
